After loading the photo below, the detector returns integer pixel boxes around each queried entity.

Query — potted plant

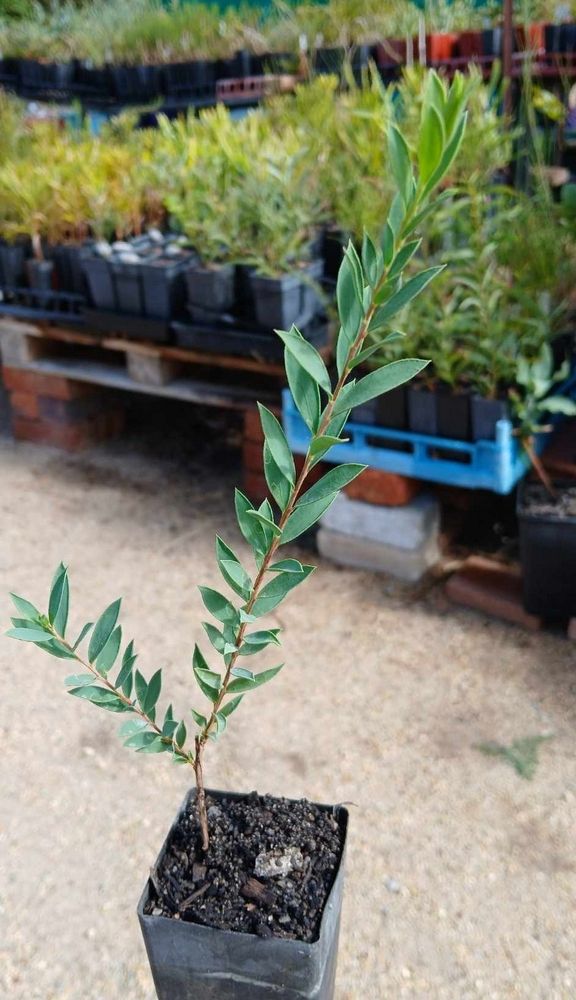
[511,344,576,619]
[5,82,467,997]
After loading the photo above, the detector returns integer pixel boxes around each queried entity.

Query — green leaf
[94,624,122,677]
[333,359,429,415]
[285,349,321,434]
[420,111,467,201]
[202,621,229,654]
[275,326,331,395]
[119,718,147,738]
[173,720,187,748]
[387,191,406,238]
[64,673,94,687]
[257,403,295,484]
[372,266,445,324]
[135,734,170,753]
[239,609,257,624]
[361,232,381,287]
[162,705,179,738]
[10,593,41,622]
[191,708,207,728]
[215,536,252,600]
[308,435,348,462]
[35,637,76,659]
[219,694,243,718]
[199,586,239,624]
[418,104,445,184]
[256,498,277,550]
[115,640,136,698]
[231,666,254,680]
[240,629,281,655]
[72,622,93,651]
[297,464,365,506]
[388,124,413,203]
[388,239,422,281]
[269,558,303,572]
[193,645,221,702]
[143,668,162,716]
[264,443,292,512]
[68,685,130,713]
[282,495,337,542]
[88,599,121,663]
[235,489,267,557]
[349,333,405,369]
[124,730,159,749]
[49,564,69,637]
[227,664,283,694]
[541,396,576,415]
[336,249,365,376]
[135,669,148,709]
[214,712,227,737]
[246,509,282,538]
[250,565,314,616]
[6,626,54,643]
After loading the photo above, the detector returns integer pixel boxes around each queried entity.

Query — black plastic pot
[82,256,116,311]
[71,60,113,102]
[235,263,257,321]
[250,262,323,331]
[139,256,191,320]
[481,28,503,57]
[186,262,235,320]
[0,57,19,90]
[138,788,347,1000]
[0,243,26,287]
[111,261,144,314]
[470,394,509,442]
[26,259,55,308]
[518,480,576,619]
[544,23,561,53]
[52,243,91,296]
[407,384,438,435]
[322,229,347,283]
[162,60,216,100]
[559,23,576,53]
[218,50,254,79]
[375,385,407,430]
[436,387,471,441]
[18,59,74,99]
[112,64,160,103]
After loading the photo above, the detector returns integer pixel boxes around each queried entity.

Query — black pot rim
[137,786,348,949]
[517,477,576,523]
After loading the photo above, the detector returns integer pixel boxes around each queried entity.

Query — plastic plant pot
[322,229,347,283]
[0,243,26,287]
[0,58,19,90]
[470,395,509,442]
[71,61,113,102]
[544,23,561,53]
[18,59,74,99]
[436,387,471,441]
[82,255,116,311]
[112,65,160,103]
[407,384,438,435]
[426,33,457,62]
[350,400,378,425]
[138,788,348,1000]
[162,60,216,100]
[481,28,502,57]
[300,259,325,328]
[235,263,257,321]
[186,262,235,320]
[250,266,321,331]
[456,31,483,58]
[26,259,55,308]
[139,256,191,320]
[218,51,254,79]
[53,243,91,296]
[518,480,576,619]
[111,261,144,315]
[375,385,407,430]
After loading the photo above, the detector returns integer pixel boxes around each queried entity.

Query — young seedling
[6,73,468,850]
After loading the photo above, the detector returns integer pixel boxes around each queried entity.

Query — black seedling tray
[172,318,329,360]
[83,308,172,343]
[0,285,85,325]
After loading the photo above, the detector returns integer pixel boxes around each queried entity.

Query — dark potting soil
[145,792,344,943]
[520,483,576,519]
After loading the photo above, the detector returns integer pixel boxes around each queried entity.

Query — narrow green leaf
[136,735,170,753]
[88,599,121,663]
[35,637,76,659]
[227,664,283,694]
[239,629,281,655]
[372,266,445,324]
[72,622,93,651]
[119,718,147,738]
[388,239,422,281]
[297,464,365,506]
[235,489,267,557]
[285,349,321,434]
[275,326,331,394]
[250,565,315,617]
[124,730,158,749]
[264,443,292,512]
[282,494,338,543]
[349,333,405,369]
[214,712,227,737]
[202,621,227,653]
[219,695,243,718]
[69,685,130,713]
[199,586,239,625]
[420,112,467,200]
[64,673,94,687]
[418,104,445,183]
[191,708,207,728]
[257,403,295,484]
[135,669,148,709]
[361,232,382,287]
[231,666,255,680]
[94,624,122,677]
[193,646,221,702]
[308,435,348,461]
[6,627,54,643]
[269,559,303,572]
[143,668,162,716]
[388,124,412,202]
[215,536,252,600]
[48,564,67,629]
[246,509,282,538]
[173,721,187,749]
[10,593,41,622]
[115,641,136,698]
[333,359,429,415]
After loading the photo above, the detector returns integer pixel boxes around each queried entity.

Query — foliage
[6,71,467,847]
[476,734,552,780]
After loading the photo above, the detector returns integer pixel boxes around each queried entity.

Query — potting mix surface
[145,792,344,942]
[521,483,576,519]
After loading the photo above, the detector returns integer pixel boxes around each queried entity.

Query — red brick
[2,367,97,401]
[10,390,39,420]
[12,416,100,451]
[445,556,542,631]
[345,467,421,507]
[38,394,104,423]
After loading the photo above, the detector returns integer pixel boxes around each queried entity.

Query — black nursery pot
[436,386,471,441]
[52,243,91,296]
[138,788,348,1000]
[481,27,503,57]
[250,262,324,331]
[111,261,144,315]
[162,60,216,100]
[112,64,160,103]
[407,384,438,435]
[186,262,236,320]
[0,243,26,287]
[26,258,54,306]
[18,59,74,98]
[375,385,407,430]
[139,256,192,320]
[235,262,257,321]
[82,255,116,311]
[470,394,509,442]
[322,229,347,283]
[518,480,576,619]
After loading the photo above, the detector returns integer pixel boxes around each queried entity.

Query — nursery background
[1,1,576,998]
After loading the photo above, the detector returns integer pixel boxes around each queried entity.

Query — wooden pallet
[0,318,294,411]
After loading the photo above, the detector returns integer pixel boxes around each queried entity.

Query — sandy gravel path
[0,399,575,999]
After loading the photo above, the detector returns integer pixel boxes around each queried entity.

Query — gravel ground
[1,397,575,1000]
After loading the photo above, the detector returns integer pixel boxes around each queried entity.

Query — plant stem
[194,737,209,851]
[522,436,557,499]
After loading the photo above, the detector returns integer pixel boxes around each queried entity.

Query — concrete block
[0,327,47,366]
[126,352,180,386]
[321,492,440,551]
[317,527,440,582]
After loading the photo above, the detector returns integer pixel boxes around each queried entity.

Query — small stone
[192,863,207,882]
[255,846,304,879]
[207,805,222,820]
[385,877,401,894]
[152,907,162,916]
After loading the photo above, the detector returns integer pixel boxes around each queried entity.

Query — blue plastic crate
[282,389,554,495]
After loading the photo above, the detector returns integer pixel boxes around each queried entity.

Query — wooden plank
[7,357,276,411]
